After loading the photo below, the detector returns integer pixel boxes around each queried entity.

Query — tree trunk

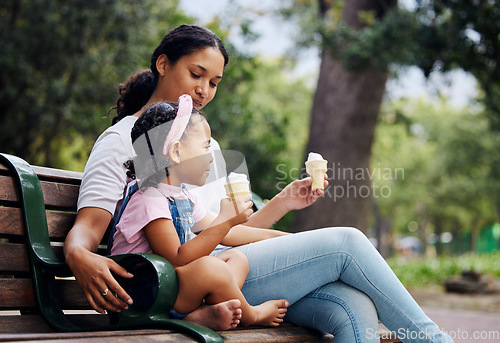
[293,0,396,233]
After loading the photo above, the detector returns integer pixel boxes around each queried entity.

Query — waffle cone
[224,181,250,200]
[305,160,328,190]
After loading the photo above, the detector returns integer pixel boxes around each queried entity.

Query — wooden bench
[0,153,400,342]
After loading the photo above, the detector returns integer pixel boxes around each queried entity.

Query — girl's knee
[218,248,247,263]
[196,255,229,271]
[221,249,249,273]
[194,256,233,285]
[229,248,247,262]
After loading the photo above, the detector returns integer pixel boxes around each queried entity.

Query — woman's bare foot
[184,299,242,331]
[242,299,288,327]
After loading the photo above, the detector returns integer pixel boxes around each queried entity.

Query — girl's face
[177,118,213,186]
[156,47,225,110]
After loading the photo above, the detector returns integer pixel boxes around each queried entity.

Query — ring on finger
[101,288,109,297]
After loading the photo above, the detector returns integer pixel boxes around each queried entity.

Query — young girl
[110,95,288,327]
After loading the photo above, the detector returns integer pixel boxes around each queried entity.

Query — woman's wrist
[272,189,294,213]
[64,244,88,271]
[246,194,289,229]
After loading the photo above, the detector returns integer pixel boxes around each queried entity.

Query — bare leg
[174,256,288,327]
[216,249,249,289]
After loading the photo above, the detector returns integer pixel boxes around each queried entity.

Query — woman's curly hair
[110,24,228,125]
[110,69,156,125]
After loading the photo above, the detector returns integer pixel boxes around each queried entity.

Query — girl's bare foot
[184,299,242,331]
[242,299,288,327]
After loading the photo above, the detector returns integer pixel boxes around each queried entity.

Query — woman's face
[156,47,225,110]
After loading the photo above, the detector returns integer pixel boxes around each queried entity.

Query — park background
[1,0,500,312]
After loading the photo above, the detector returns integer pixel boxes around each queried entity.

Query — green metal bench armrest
[251,191,267,211]
[0,153,222,343]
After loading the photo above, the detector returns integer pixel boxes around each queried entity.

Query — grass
[387,251,500,289]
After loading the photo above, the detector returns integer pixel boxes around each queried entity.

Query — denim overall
[165,193,195,319]
[168,194,195,246]
[107,183,195,318]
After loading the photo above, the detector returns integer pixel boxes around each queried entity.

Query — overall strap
[167,199,187,245]
[105,182,139,256]
[165,184,194,246]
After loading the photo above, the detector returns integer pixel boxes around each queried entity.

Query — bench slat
[0,319,328,342]
[39,180,80,210]
[0,207,23,236]
[0,207,75,238]
[0,175,18,204]
[0,329,190,342]
[0,316,173,335]
[31,165,83,184]
[0,242,65,274]
[0,175,79,210]
[0,163,82,184]
[0,278,35,309]
[57,279,93,309]
[0,318,401,343]
[0,243,29,273]
[0,315,55,334]
[46,211,77,237]
[220,324,332,342]
[0,278,89,310]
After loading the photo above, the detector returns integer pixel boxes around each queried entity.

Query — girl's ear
[168,141,182,164]
[156,54,169,77]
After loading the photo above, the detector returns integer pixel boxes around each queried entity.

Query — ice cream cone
[224,173,250,200]
[305,159,328,191]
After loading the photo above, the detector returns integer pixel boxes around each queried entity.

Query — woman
[65,24,452,342]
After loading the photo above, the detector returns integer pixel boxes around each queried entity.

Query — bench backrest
[0,158,95,331]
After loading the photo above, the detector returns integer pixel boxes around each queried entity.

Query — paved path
[422,306,500,343]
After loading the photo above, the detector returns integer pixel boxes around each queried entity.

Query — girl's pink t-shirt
[110,183,207,255]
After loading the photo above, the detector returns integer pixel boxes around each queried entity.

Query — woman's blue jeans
[232,227,453,343]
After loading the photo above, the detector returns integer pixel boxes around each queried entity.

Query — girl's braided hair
[124,101,205,186]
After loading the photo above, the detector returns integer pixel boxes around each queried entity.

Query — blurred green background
[2,1,500,281]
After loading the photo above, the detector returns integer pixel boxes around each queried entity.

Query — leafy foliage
[280,0,500,127]
[388,251,500,288]
[0,1,313,235]
[372,98,500,245]
[0,0,189,169]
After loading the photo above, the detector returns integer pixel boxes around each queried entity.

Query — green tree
[0,0,188,170]
[281,0,500,233]
[372,98,500,255]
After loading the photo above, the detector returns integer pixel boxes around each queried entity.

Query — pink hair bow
[163,94,193,156]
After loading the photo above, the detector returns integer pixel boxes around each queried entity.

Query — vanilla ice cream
[305,152,328,190]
